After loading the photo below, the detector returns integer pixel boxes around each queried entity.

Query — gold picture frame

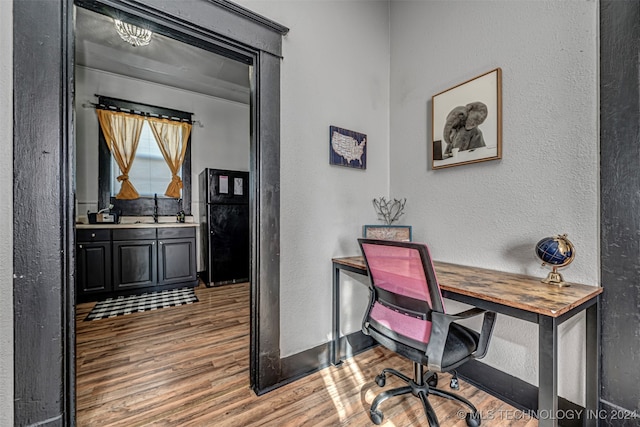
[431,68,502,170]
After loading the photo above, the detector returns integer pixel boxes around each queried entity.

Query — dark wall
[600,1,640,424]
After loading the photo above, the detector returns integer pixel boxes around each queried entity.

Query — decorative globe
[535,234,575,286]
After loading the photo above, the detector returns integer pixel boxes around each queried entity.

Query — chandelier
[114,19,152,47]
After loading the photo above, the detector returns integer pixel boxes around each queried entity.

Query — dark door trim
[13,0,287,424]
[599,0,640,420]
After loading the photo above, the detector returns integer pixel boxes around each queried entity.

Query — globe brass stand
[542,266,569,287]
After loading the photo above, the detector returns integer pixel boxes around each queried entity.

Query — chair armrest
[474,310,496,359]
[425,308,497,372]
[443,307,486,320]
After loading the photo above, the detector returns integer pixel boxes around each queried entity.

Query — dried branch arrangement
[372,197,407,225]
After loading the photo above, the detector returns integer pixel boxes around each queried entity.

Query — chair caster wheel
[375,374,386,387]
[426,372,438,387]
[449,369,460,390]
[465,411,481,427]
[370,409,384,425]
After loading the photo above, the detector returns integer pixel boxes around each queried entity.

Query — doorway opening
[74,5,255,419]
[74,0,256,412]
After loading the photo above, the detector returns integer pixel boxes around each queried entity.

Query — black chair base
[369,363,481,427]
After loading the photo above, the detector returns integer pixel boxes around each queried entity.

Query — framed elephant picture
[431,68,502,170]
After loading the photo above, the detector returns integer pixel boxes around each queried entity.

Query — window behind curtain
[110,122,181,198]
[97,95,192,216]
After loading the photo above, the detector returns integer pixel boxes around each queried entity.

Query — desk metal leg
[585,300,600,427]
[331,264,342,366]
[539,315,559,427]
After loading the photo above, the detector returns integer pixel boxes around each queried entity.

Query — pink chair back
[359,239,444,345]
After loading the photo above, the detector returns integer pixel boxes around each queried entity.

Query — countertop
[76,222,199,229]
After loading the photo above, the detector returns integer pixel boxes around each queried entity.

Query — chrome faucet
[153,193,159,223]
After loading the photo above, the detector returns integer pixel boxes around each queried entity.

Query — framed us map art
[329,125,367,169]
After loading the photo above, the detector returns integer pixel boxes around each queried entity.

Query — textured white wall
[0,0,13,423]
[389,0,598,404]
[237,0,391,356]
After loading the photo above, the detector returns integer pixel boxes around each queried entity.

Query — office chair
[358,238,496,426]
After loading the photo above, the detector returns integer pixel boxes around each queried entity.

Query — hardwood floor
[76,283,537,426]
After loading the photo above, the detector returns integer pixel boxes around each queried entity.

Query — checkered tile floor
[85,287,198,321]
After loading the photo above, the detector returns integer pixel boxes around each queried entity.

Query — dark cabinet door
[113,239,157,290]
[76,241,112,294]
[209,204,250,284]
[158,238,197,286]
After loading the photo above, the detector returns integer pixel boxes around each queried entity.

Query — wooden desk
[332,256,602,427]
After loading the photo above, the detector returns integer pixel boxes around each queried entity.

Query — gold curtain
[147,117,192,198]
[96,109,145,199]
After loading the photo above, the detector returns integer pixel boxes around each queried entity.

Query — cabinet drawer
[77,229,110,242]
[157,227,196,239]
[112,228,157,241]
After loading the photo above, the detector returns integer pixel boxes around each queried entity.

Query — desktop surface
[332,256,602,318]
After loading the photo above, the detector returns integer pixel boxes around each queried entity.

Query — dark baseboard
[337,330,377,362]
[456,360,537,411]
[597,401,640,427]
[267,331,376,393]
[279,342,329,385]
[457,360,584,427]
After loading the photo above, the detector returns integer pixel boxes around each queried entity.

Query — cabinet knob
[159,241,163,245]
[91,233,95,238]
[79,244,83,249]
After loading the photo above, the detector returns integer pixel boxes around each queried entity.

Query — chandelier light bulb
[114,19,152,47]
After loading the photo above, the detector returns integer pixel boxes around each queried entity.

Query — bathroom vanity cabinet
[76,224,198,302]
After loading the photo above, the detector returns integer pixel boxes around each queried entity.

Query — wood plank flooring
[76,283,537,426]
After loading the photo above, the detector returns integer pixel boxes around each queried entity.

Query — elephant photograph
[431,68,502,169]
[443,101,488,155]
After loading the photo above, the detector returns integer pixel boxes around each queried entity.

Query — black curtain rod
[83,101,192,124]
[82,101,204,127]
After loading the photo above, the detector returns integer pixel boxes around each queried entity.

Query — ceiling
[75,6,251,104]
